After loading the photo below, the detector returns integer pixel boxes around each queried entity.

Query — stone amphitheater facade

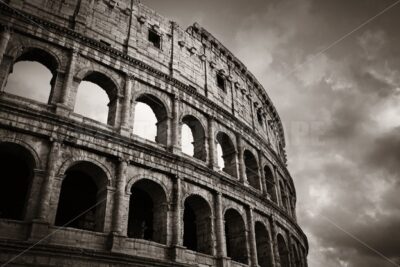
[0,1,308,267]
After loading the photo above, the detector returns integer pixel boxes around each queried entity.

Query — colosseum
[0,0,308,266]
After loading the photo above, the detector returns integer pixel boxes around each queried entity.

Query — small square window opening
[217,73,226,91]
[148,29,161,49]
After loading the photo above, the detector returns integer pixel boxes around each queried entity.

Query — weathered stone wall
[0,1,307,266]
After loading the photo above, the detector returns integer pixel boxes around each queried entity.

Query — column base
[119,126,131,137]
[209,164,221,172]
[169,245,186,262]
[217,256,231,267]
[106,232,127,252]
[169,146,182,154]
[27,219,50,242]
[54,103,72,116]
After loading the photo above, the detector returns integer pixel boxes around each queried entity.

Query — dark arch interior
[264,166,277,202]
[134,94,168,145]
[183,195,212,254]
[128,187,154,240]
[292,245,301,266]
[224,209,248,264]
[255,222,272,267]
[244,150,260,190]
[128,179,167,244]
[55,162,107,232]
[277,234,290,267]
[182,115,206,161]
[216,132,237,178]
[0,142,34,220]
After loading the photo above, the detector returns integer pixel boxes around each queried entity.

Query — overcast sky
[5,0,400,266]
[141,0,400,266]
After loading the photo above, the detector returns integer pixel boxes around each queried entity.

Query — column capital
[118,157,130,164]
[126,73,136,80]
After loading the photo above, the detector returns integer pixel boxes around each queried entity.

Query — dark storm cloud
[366,127,400,176]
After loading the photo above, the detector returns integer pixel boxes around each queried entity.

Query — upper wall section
[6,0,287,162]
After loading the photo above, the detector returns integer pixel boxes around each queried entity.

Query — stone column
[247,207,258,267]
[0,26,11,65]
[111,159,128,234]
[274,167,283,206]
[215,192,226,258]
[287,232,293,267]
[58,49,77,111]
[172,175,182,246]
[120,74,134,133]
[236,134,246,184]
[270,217,281,267]
[37,140,62,222]
[257,149,267,194]
[207,115,218,169]
[267,219,277,267]
[170,94,181,153]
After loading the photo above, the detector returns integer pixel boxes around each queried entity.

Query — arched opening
[133,94,168,146]
[264,165,277,202]
[183,195,212,255]
[244,150,260,190]
[181,115,206,161]
[74,72,118,125]
[216,132,237,178]
[255,222,272,267]
[291,244,301,267]
[4,48,58,103]
[55,161,108,232]
[128,179,167,244]
[0,142,35,220]
[277,234,290,267]
[133,102,158,141]
[224,209,248,264]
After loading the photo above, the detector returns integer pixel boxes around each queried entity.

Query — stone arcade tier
[0,1,307,267]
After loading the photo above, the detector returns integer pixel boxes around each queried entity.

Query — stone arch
[7,44,62,71]
[127,178,168,244]
[277,234,290,267]
[74,69,120,125]
[264,165,277,202]
[254,221,273,267]
[133,93,169,146]
[0,141,37,220]
[182,194,213,255]
[3,46,60,104]
[216,131,238,178]
[181,114,206,161]
[243,149,261,190]
[55,161,109,232]
[224,208,248,264]
[125,175,170,200]
[0,136,42,170]
[57,156,112,186]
